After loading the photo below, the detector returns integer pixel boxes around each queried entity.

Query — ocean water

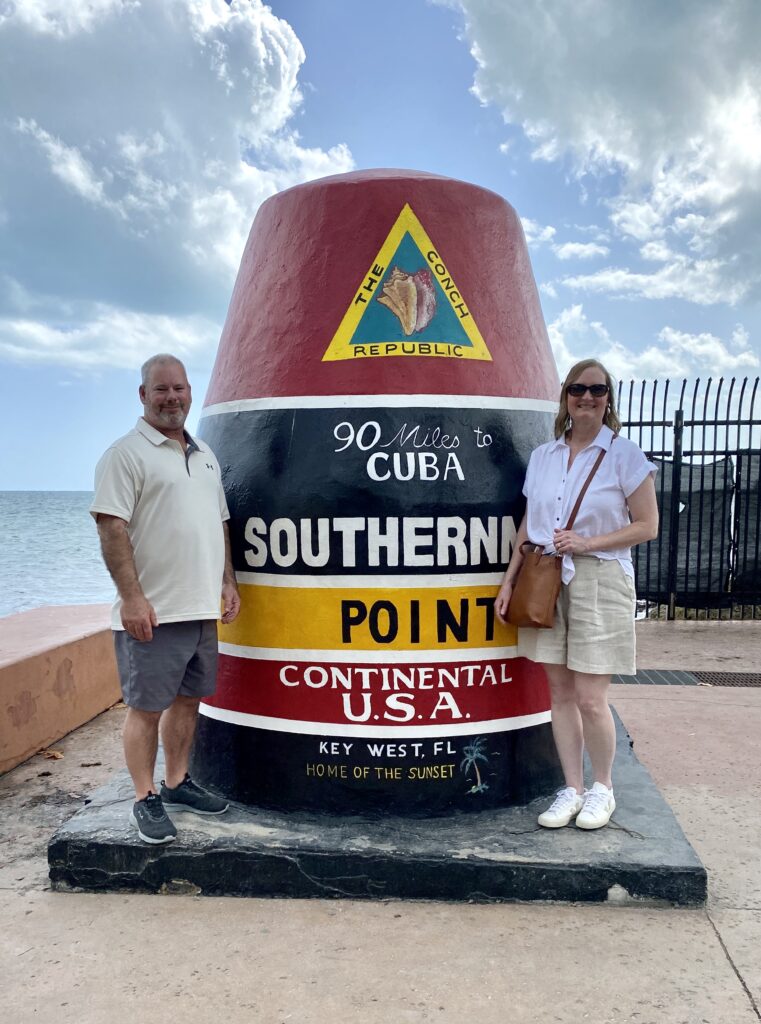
[0,491,115,618]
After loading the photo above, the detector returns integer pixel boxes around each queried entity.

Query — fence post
[667,408,684,620]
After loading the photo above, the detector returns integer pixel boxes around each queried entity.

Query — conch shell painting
[376,266,437,336]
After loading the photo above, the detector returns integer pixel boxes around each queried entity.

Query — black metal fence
[619,377,761,619]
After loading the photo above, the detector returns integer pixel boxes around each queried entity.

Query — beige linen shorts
[517,556,637,676]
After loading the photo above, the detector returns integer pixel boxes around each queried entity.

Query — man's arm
[96,513,158,641]
[221,521,241,624]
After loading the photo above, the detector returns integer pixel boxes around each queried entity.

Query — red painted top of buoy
[205,169,559,404]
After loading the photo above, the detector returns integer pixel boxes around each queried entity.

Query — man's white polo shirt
[91,418,230,630]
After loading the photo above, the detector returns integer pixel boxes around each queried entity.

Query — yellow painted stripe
[220,582,517,652]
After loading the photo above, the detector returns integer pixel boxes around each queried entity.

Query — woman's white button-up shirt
[522,424,657,584]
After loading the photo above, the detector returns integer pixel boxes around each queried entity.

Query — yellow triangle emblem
[322,204,491,362]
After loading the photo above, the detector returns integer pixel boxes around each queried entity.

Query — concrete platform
[5,624,761,1024]
[48,713,706,904]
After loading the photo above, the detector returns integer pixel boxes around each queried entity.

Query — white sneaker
[537,786,584,828]
[576,782,616,830]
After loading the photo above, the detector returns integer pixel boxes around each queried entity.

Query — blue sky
[1,0,759,489]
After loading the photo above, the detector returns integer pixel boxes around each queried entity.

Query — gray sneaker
[160,774,229,815]
[129,793,177,844]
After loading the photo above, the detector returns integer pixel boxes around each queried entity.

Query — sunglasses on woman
[566,383,609,397]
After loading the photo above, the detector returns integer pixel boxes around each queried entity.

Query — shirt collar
[549,423,615,453]
[135,417,199,450]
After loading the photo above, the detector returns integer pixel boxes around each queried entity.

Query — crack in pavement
[281,853,389,898]
[707,910,761,1021]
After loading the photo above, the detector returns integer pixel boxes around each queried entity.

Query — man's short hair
[141,354,187,387]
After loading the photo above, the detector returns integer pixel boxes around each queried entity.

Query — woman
[495,359,658,830]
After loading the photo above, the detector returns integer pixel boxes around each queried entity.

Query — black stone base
[190,718,562,814]
[48,713,707,905]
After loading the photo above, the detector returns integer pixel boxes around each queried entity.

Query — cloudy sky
[1,0,759,488]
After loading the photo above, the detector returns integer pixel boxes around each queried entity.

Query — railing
[619,377,761,619]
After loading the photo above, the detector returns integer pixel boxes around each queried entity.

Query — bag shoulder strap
[564,436,616,530]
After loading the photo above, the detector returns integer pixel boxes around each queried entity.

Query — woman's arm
[553,474,659,556]
[494,513,529,624]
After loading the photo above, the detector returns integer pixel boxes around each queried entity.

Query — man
[91,354,240,844]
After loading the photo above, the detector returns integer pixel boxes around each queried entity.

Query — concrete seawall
[0,604,119,774]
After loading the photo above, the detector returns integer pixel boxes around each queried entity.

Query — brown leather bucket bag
[506,445,609,629]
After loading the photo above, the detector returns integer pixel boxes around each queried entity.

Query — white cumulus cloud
[0,0,134,38]
[562,256,747,306]
[553,241,610,261]
[0,305,221,371]
[0,0,354,370]
[547,304,758,383]
[521,216,556,246]
[443,0,761,305]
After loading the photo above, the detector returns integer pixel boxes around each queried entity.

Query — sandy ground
[1,619,760,1024]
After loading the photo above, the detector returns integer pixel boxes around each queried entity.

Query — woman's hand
[494,511,528,625]
[494,580,514,625]
[552,529,590,555]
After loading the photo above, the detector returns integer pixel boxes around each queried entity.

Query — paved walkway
[1,619,760,1024]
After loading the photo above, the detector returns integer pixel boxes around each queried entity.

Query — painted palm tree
[460,736,489,794]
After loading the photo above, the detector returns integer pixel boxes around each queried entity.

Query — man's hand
[220,522,240,624]
[96,514,155,640]
[221,582,241,624]
[121,595,158,642]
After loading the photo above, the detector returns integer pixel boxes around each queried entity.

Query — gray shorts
[113,620,219,712]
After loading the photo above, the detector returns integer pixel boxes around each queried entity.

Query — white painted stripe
[201,394,558,417]
[218,642,517,663]
[198,703,551,737]
[235,571,504,588]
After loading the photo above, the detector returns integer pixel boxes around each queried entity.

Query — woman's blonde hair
[553,358,621,439]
